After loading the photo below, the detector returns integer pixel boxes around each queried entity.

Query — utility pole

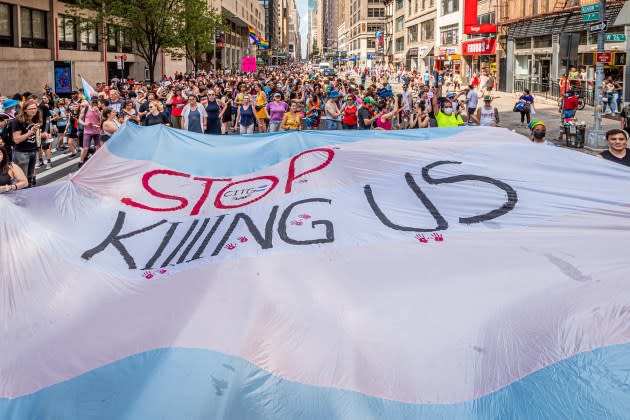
[587,0,607,149]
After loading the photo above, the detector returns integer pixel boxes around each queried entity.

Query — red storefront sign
[463,0,497,34]
[462,38,497,55]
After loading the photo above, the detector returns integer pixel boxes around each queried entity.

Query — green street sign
[581,3,599,14]
[606,33,627,42]
[582,12,600,22]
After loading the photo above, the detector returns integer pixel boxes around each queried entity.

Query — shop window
[515,38,530,49]
[440,24,458,46]
[533,35,552,48]
[421,19,434,41]
[58,15,77,50]
[21,7,47,48]
[0,3,13,46]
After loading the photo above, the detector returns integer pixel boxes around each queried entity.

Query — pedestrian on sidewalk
[476,96,498,127]
[519,89,534,126]
[464,85,478,124]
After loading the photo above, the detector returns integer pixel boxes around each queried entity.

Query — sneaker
[45,161,52,170]
[77,162,83,169]
[69,152,78,158]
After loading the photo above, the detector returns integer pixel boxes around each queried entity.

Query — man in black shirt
[599,129,630,167]
[358,97,376,130]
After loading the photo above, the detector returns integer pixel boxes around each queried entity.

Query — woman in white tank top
[476,96,499,127]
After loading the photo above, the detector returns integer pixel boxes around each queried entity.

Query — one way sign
[590,21,608,33]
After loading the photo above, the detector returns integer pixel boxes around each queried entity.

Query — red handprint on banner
[431,232,444,242]
[414,234,429,244]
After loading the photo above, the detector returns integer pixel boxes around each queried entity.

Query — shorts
[467,108,476,116]
[41,139,53,150]
[269,121,282,132]
[67,124,79,139]
[83,133,101,149]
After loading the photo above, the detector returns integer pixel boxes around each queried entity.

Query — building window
[0,3,13,47]
[440,24,458,46]
[81,24,98,51]
[395,36,404,52]
[107,25,119,52]
[421,19,434,41]
[515,37,530,49]
[368,8,385,17]
[396,0,404,9]
[367,0,381,3]
[396,16,404,32]
[21,7,47,48]
[477,12,495,25]
[121,30,132,53]
[58,15,77,50]
[408,24,418,43]
[367,24,384,33]
[440,0,459,14]
[367,38,375,48]
[533,34,552,48]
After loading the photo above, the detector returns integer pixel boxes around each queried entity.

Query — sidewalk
[490,91,620,153]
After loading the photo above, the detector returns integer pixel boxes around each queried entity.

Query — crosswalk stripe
[36,157,79,181]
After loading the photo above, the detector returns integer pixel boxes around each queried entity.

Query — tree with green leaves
[67,0,217,82]
[178,0,228,71]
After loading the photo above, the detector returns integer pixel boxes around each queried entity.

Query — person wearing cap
[529,120,554,146]
[475,96,499,127]
[598,128,630,166]
[1,99,19,117]
[323,90,342,130]
[267,92,288,132]
[358,97,377,130]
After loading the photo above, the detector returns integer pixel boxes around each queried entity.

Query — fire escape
[382,0,394,63]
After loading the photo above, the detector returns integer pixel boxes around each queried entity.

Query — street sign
[581,3,599,14]
[589,21,608,33]
[606,33,627,42]
[596,52,612,63]
[583,12,600,22]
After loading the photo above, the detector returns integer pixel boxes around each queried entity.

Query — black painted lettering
[364,173,448,232]
[161,219,200,268]
[81,211,167,270]
[143,222,181,270]
[177,218,211,264]
[421,161,518,224]
[211,206,279,256]
[278,198,334,245]
[190,215,226,261]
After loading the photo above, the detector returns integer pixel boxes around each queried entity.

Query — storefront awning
[462,38,497,56]
[420,47,433,59]
[406,48,418,56]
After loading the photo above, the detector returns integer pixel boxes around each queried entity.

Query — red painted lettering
[121,169,190,212]
[285,148,335,194]
[214,176,279,209]
[190,177,232,216]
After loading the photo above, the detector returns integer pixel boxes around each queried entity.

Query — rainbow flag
[258,38,270,49]
[248,27,259,45]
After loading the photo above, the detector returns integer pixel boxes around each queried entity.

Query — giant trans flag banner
[1,126,630,419]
